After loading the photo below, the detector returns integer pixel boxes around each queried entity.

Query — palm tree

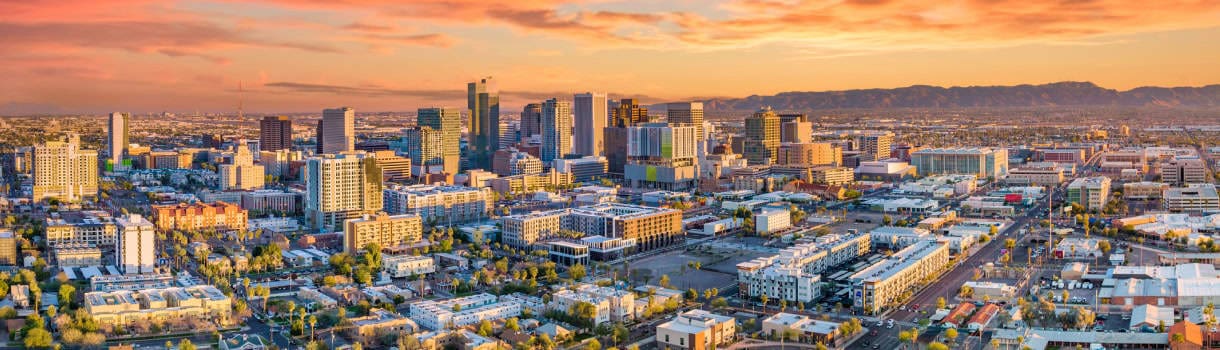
[308,315,317,341]
[760,294,769,312]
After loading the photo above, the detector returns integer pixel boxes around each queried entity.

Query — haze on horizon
[3,0,1220,115]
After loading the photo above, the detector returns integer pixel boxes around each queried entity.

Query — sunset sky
[3,0,1219,114]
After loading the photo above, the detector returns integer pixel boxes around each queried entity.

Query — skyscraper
[320,107,355,154]
[116,214,156,275]
[108,112,129,169]
[467,77,500,170]
[259,116,293,151]
[520,103,542,142]
[624,123,699,191]
[666,102,705,155]
[417,107,462,177]
[32,136,98,202]
[315,119,325,154]
[540,98,572,164]
[605,99,649,174]
[402,126,445,179]
[744,107,781,165]
[780,120,813,143]
[304,152,383,230]
[574,92,608,157]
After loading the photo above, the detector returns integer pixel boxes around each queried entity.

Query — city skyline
[3,0,1220,114]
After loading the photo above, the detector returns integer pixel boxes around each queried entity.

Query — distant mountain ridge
[702,82,1220,111]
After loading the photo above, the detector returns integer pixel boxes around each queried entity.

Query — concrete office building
[417,107,462,177]
[0,231,16,266]
[624,123,699,191]
[851,240,950,314]
[541,98,573,164]
[604,99,649,174]
[1066,176,1112,212]
[500,209,570,249]
[372,150,412,182]
[1007,163,1066,185]
[667,102,706,156]
[343,212,423,253]
[855,132,893,161]
[468,77,500,170]
[1164,185,1219,214]
[259,116,293,151]
[776,142,840,166]
[108,112,130,169]
[566,203,682,252]
[554,156,608,182]
[84,285,233,328]
[304,152,383,230]
[382,184,493,225]
[911,147,1009,178]
[320,107,355,154]
[117,214,157,274]
[32,137,99,202]
[754,208,792,235]
[1163,158,1209,186]
[780,121,813,144]
[744,107,781,166]
[574,92,608,157]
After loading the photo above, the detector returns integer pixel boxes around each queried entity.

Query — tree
[1005,238,1016,250]
[928,342,949,350]
[478,319,494,336]
[944,328,958,344]
[937,297,947,309]
[586,339,602,350]
[506,317,520,331]
[570,264,587,281]
[24,328,52,349]
[711,298,728,309]
[659,274,670,288]
[883,215,893,225]
[760,294,769,310]
[179,339,197,350]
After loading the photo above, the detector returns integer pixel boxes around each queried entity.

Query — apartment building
[45,211,118,248]
[408,293,522,330]
[53,243,103,267]
[1123,182,1169,200]
[83,285,232,328]
[487,170,574,194]
[32,137,99,202]
[350,309,417,342]
[1066,177,1112,211]
[776,142,841,167]
[851,240,950,314]
[117,214,156,275]
[382,184,493,225]
[0,231,16,266]
[381,254,435,279]
[855,132,894,161]
[500,209,570,249]
[753,208,792,235]
[566,203,683,252]
[304,152,383,230]
[656,310,737,350]
[809,166,854,185]
[151,202,248,233]
[240,189,302,214]
[218,140,265,191]
[736,233,871,302]
[1164,185,1219,214]
[343,212,423,254]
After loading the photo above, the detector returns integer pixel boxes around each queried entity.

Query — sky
[2,0,1219,115]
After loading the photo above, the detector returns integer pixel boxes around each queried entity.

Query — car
[876,321,884,327]
[887,323,894,329]
[873,345,881,349]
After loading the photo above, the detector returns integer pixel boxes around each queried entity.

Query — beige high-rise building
[780,121,813,144]
[372,150,412,182]
[744,107,781,166]
[116,214,156,275]
[0,231,17,266]
[304,152,383,230]
[219,140,265,190]
[320,107,355,154]
[108,112,130,169]
[1162,158,1208,186]
[343,212,423,253]
[574,92,608,157]
[32,136,99,202]
[856,132,894,161]
[541,98,572,163]
[776,142,841,166]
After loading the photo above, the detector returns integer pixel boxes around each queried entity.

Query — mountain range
[701,82,1220,112]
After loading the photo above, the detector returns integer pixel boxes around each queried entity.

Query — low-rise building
[550,284,636,324]
[408,293,522,330]
[151,201,249,233]
[737,233,870,303]
[1006,163,1066,185]
[343,212,423,254]
[1066,177,1111,212]
[761,313,842,346]
[753,208,792,235]
[83,285,232,328]
[53,243,103,267]
[45,210,117,248]
[383,254,436,278]
[499,209,569,249]
[656,310,736,350]
[382,184,494,225]
[350,308,417,342]
[1124,182,1169,200]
